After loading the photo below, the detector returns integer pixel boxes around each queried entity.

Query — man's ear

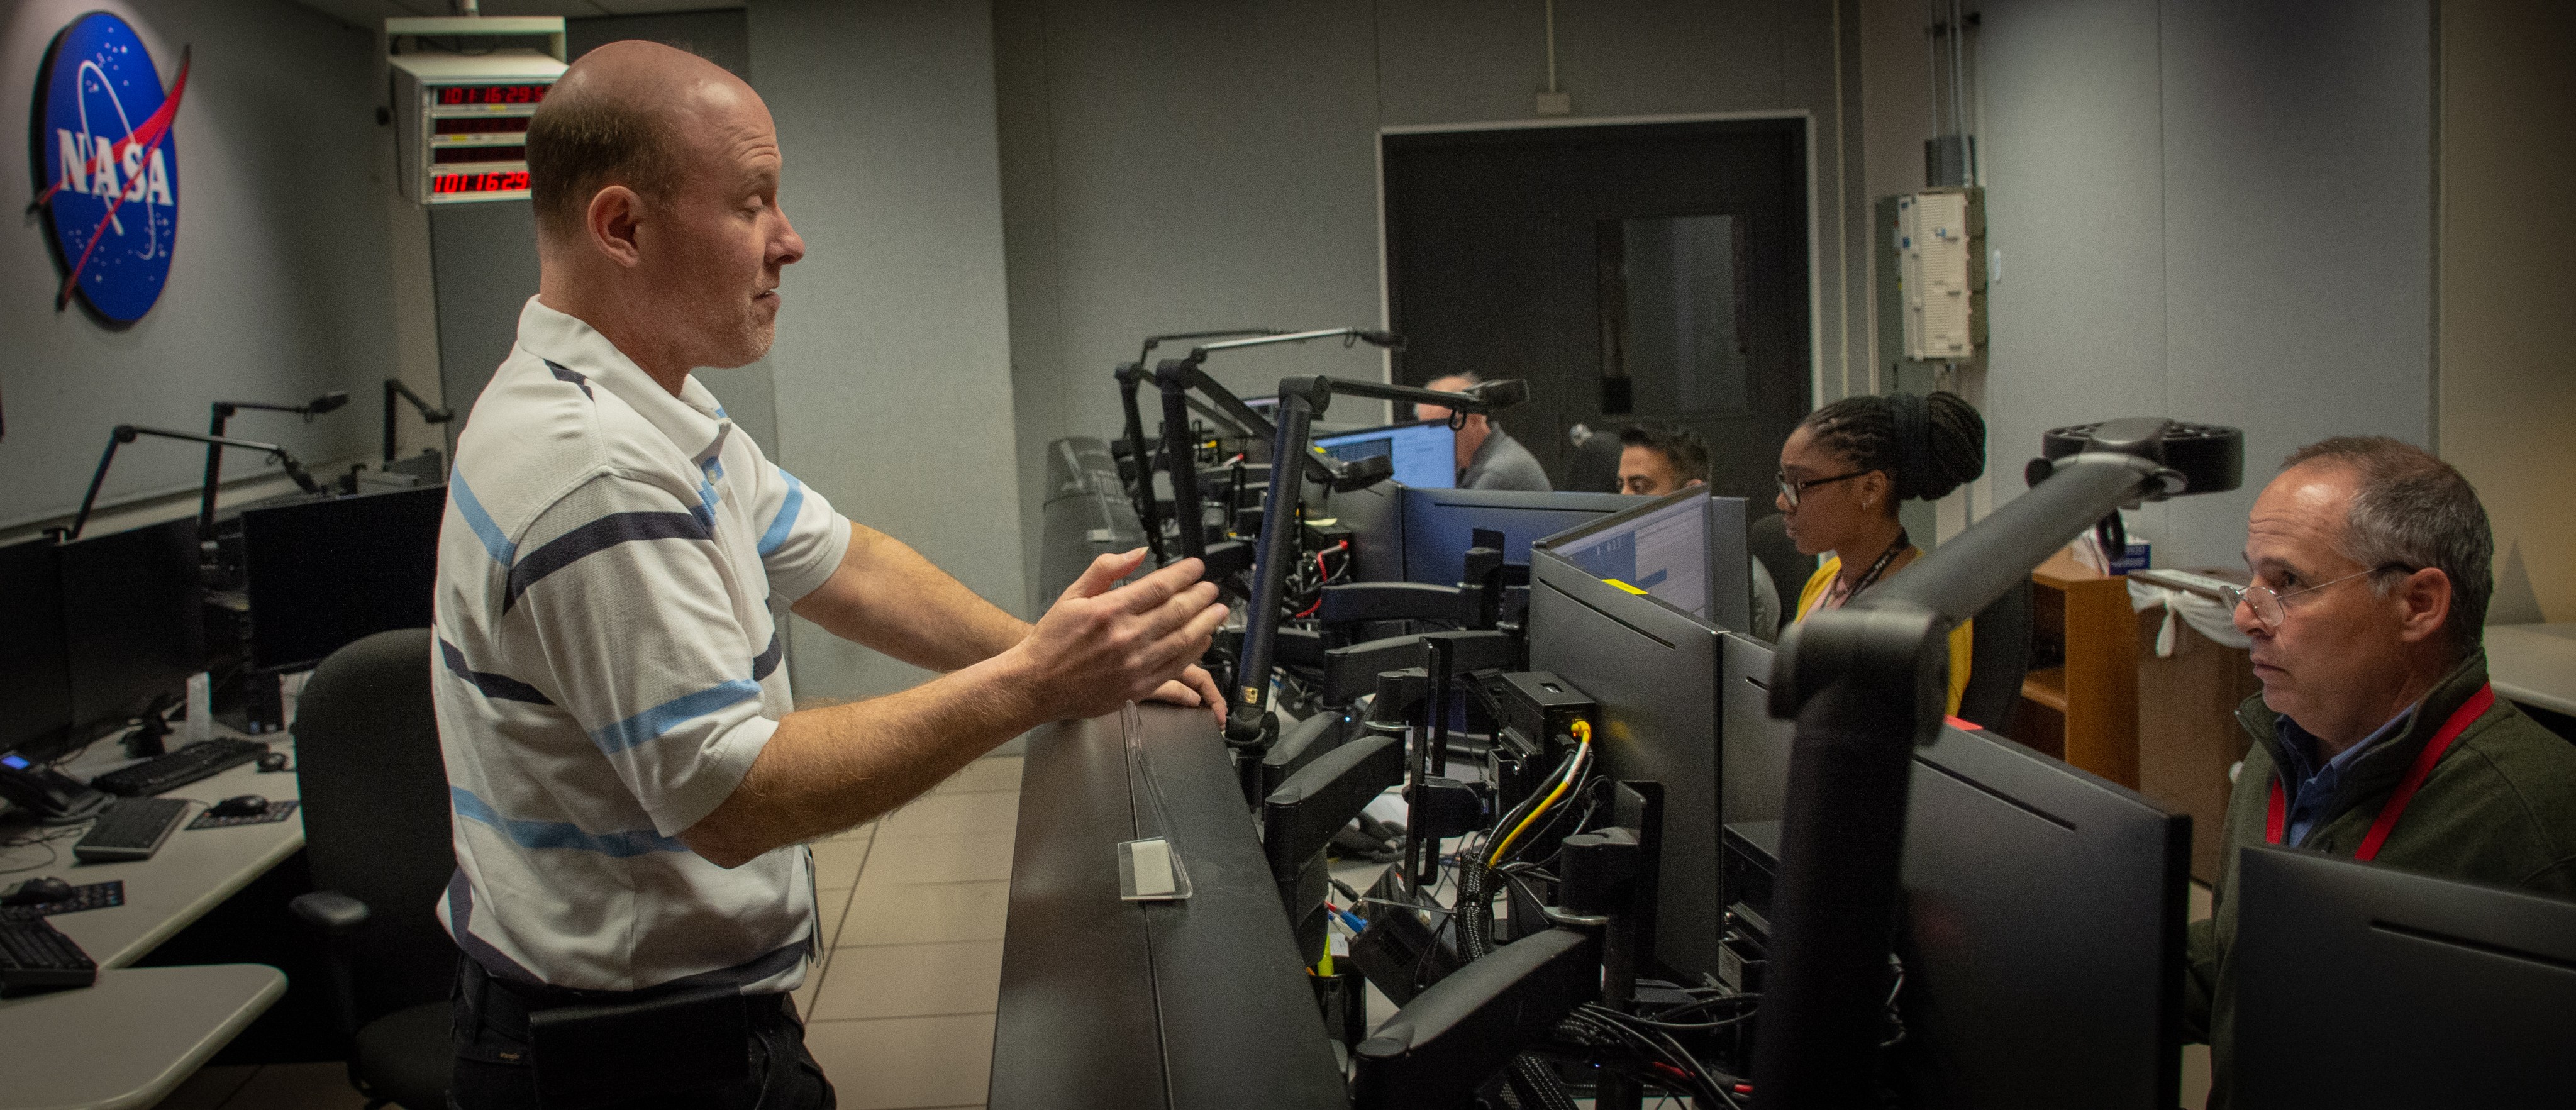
[587,185,645,268]
[2394,567,2453,647]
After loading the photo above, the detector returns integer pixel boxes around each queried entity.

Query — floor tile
[218,1062,370,1108]
[858,833,1017,887]
[879,791,1019,840]
[808,940,1004,1021]
[933,757,1024,794]
[813,833,875,885]
[802,1013,996,1110]
[836,881,1010,946]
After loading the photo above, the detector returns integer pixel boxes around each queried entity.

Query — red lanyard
[2266,683,2494,861]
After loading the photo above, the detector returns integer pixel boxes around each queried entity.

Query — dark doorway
[1382,118,1812,504]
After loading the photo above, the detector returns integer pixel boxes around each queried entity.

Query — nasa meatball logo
[29,13,191,324]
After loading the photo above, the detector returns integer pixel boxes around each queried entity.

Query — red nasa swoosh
[38,45,190,310]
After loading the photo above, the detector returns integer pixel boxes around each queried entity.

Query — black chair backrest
[1957,577,2035,731]
[291,628,457,1023]
[1747,513,1812,607]
[1562,432,1625,494]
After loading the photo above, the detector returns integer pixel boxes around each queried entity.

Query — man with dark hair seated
[1614,421,1778,640]
[2187,435,2576,1109]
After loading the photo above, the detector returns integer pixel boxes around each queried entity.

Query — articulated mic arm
[75,425,326,541]
[1750,417,2240,1109]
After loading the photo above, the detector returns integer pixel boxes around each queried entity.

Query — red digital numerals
[437,84,548,106]
[430,170,531,196]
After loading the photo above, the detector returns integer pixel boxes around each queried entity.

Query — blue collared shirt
[2273,707,2417,847]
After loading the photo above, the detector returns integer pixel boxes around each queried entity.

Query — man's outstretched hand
[1007,548,1230,724]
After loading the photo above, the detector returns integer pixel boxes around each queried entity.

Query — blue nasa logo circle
[33,13,183,324]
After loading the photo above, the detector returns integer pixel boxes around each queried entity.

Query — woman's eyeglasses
[1777,469,1868,509]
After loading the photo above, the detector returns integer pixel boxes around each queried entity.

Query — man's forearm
[680,652,1043,867]
[796,523,1030,671]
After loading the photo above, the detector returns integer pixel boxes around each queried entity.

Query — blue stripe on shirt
[449,474,518,567]
[692,480,720,533]
[589,680,763,755]
[450,787,689,857]
[758,469,806,557]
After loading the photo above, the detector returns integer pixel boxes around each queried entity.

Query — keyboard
[89,738,267,797]
[73,797,192,863]
[0,915,96,996]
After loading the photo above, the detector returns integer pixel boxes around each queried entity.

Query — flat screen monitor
[0,537,71,755]
[1545,487,1752,633]
[1718,631,1792,827]
[2232,845,2576,1109]
[60,517,204,738]
[1399,487,1632,587]
[1311,420,1455,491]
[1527,545,1723,981]
[1893,723,2189,1110]
[240,486,445,672]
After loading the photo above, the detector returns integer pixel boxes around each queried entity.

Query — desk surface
[0,964,285,1110]
[2487,623,2576,717]
[38,733,306,968]
[990,705,1346,1110]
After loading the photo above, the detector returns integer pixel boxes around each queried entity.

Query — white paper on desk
[1117,836,1193,901]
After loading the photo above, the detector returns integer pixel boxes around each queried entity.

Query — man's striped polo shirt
[431,297,849,994]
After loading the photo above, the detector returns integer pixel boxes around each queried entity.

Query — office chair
[286,628,456,1110]
[1746,513,1813,606]
[1561,429,1625,494]
[1957,577,2035,731]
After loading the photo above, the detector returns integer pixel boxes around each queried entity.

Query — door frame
[1373,110,1823,424]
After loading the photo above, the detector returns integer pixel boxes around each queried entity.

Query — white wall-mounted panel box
[1897,189,1986,361]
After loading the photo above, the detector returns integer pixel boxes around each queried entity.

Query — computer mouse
[3,876,74,906]
[211,795,270,819]
[256,752,290,773]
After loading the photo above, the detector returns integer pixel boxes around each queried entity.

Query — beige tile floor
[155,753,1025,1110]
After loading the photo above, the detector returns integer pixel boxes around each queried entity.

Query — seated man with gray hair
[2185,436,2576,1109]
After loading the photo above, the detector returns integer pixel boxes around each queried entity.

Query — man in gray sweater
[1414,372,1552,491]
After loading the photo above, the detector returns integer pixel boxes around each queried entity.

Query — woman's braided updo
[1799,391,1986,504]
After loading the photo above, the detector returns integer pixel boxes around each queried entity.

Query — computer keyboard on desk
[89,738,267,797]
[0,915,96,996]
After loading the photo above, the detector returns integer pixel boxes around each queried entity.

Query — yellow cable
[1489,719,1591,865]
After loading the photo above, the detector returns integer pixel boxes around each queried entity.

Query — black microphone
[303,390,351,416]
[1353,330,1407,350]
[1466,379,1528,410]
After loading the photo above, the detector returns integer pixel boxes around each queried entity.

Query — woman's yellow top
[1797,552,1975,719]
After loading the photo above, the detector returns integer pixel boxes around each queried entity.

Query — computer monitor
[60,516,205,739]
[1893,722,2189,1110]
[0,537,72,757]
[1312,421,1456,491]
[1526,541,1723,981]
[2231,845,2576,1109]
[1544,487,1753,633]
[239,486,444,672]
[1718,631,1792,827]
[1324,481,1405,583]
[1399,487,1633,587]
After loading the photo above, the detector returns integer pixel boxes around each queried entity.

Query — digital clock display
[431,170,530,196]
[438,84,549,106]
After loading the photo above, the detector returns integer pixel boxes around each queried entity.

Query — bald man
[1413,373,1552,491]
[431,43,1225,1107]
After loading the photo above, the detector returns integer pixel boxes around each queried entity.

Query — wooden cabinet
[2007,550,2141,788]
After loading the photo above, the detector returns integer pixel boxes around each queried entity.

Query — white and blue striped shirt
[431,297,850,994]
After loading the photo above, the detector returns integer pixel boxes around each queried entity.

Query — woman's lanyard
[1818,529,1911,614]
[2265,684,2494,861]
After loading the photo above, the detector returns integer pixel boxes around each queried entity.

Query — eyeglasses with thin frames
[1777,469,1870,509]
[2219,564,2412,635]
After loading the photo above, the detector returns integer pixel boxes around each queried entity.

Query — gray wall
[995,0,1868,606]
[750,0,1026,702]
[1863,0,2435,569]
[0,0,394,530]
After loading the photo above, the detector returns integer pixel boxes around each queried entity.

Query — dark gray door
[1382,119,1811,504]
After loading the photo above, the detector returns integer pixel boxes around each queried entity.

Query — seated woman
[1776,391,1987,715]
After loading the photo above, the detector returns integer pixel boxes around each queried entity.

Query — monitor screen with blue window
[1312,420,1455,490]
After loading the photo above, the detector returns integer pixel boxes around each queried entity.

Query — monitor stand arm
[1751,418,2241,1109]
